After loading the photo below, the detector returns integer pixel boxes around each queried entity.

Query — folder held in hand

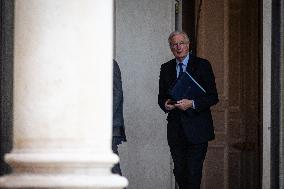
[168,71,206,101]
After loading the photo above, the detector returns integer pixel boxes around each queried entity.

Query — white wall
[115,0,176,188]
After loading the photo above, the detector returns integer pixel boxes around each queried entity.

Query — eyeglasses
[170,41,188,49]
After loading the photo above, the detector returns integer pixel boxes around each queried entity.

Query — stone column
[0,0,128,188]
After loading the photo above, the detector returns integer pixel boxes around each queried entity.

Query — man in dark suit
[158,31,219,189]
[112,59,126,175]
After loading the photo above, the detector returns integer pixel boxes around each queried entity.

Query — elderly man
[158,31,219,189]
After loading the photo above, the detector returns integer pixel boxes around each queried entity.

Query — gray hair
[168,31,190,46]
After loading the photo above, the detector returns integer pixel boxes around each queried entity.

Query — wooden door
[182,0,261,188]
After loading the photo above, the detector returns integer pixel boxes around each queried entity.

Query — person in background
[112,59,127,175]
[158,31,219,189]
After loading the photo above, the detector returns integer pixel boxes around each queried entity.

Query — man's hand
[175,99,193,111]
[165,99,176,111]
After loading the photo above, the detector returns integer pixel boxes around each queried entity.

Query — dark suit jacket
[113,60,126,143]
[158,55,219,144]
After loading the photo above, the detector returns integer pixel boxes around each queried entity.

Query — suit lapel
[186,55,197,75]
[168,59,177,83]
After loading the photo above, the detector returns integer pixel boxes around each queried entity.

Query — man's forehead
[171,34,186,41]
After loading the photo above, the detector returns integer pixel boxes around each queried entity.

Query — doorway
[182,0,261,188]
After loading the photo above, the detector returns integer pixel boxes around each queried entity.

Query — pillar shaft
[0,0,127,188]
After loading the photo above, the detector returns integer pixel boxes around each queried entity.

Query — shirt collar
[176,53,190,66]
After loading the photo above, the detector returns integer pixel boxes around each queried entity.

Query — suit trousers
[167,119,208,189]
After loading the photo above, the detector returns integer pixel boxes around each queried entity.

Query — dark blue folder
[168,71,206,101]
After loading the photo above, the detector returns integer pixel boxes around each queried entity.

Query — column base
[0,174,128,189]
[0,152,128,189]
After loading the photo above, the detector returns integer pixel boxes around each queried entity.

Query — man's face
[170,34,190,61]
